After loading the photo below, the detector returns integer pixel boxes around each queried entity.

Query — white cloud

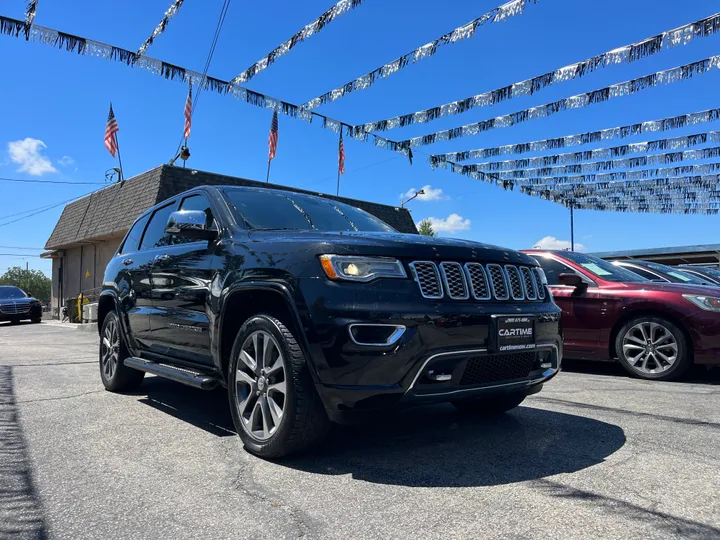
[402,185,447,202]
[57,156,77,170]
[8,138,57,176]
[533,236,587,252]
[419,214,471,234]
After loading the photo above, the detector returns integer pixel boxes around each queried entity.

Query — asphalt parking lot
[1,322,719,540]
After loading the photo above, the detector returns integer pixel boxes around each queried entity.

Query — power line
[0,253,43,257]
[0,188,102,228]
[173,0,232,157]
[0,177,104,185]
[0,246,45,250]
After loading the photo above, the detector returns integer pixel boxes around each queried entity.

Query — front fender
[215,281,323,383]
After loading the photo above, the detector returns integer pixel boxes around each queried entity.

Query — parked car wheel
[32,317,42,324]
[615,316,691,381]
[99,311,145,392]
[452,391,527,415]
[228,314,330,459]
[9,318,20,325]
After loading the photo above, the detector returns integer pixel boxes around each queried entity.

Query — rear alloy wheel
[228,315,330,459]
[99,311,145,392]
[616,317,691,381]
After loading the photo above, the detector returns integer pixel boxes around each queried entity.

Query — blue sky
[1,0,720,275]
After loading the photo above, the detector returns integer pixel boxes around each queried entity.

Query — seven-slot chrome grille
[410,261,546,302]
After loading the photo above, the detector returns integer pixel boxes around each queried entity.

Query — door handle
[122,258,133,266]
[154,254,170,262]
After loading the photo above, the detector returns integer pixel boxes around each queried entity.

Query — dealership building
[42,164,418,319]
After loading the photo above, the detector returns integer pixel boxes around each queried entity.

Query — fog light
[427,370,452,382]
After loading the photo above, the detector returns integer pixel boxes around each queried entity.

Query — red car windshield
[558,252,649,283]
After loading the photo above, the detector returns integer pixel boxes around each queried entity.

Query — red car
[523,250,720,381]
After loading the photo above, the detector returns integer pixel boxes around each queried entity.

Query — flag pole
[336,131,341,197]
[115,132,125,182]
[266,159,271,183]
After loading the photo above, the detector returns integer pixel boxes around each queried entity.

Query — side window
[530,256,577,286]
[140,203,176,250]
[628,266,665,281]
[170,193,217,245]
[119,214,150,254]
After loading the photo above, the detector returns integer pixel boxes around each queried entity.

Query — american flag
[183,86,192,139]
[338,133,345,175]
[268,110,279,161]
[104,104,119,158]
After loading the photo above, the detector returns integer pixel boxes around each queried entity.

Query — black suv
[99,186,562,458]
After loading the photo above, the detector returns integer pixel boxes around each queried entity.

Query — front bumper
[683,309,720,365]
[296,277,563,412]
[0,305,40,321]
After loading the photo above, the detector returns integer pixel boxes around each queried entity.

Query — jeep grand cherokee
[98,186,562,458]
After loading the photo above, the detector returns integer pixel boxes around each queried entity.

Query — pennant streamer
[445,161,720,184]
[456,131,720,172]
[24,0,38,38]
[430,108,720,165]
[300,0,538,110]
[386,56,720,152]
[0,15,372,148]
[519,175,720,215]
[437,158,720,215]
[137,0,185,57]
[465,146,720,179]
[355,13,720,136]
[231,0,365,84]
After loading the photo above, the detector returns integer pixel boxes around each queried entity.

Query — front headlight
[683,294,720,312]
[319,255,407,282]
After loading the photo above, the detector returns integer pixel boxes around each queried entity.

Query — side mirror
[166,210,217,241]
[558,272,585,288]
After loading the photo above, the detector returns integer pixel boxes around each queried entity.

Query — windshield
[640,261,710,285]
[684,267,720,282]
[0,286,28,299]
[559,251,649,283]
[223,188,395,233]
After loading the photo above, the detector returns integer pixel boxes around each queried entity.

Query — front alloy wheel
[228,314,329,459]
[235,330,288,441]
[616,316,690,381]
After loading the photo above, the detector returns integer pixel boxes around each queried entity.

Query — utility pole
[570,205,575,252]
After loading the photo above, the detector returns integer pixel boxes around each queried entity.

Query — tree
[0,267,51,303]
[417,219,437,237]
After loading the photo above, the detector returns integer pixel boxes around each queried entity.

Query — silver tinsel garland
[457,131,720,171]
[299,0,539,110]
[355,12,720,136]
[231,0,366,85]
[430,108,720,165]
[463,146,720,179]
[385,55,720,152]
[137,0,185,57]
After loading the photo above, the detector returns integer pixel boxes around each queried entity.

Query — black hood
[0,297,37,305]
[245,230,536,265]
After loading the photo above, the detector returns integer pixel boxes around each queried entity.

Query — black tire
[32,317,42,324]
[452,391,527,415]
[228,314,330,459]
[99,311,145,392]
[9,318,20,325]
[615,316,691,381]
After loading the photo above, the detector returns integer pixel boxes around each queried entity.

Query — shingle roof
[45,165,417,249]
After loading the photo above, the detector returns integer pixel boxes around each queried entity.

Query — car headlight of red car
[683,294,720,312]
